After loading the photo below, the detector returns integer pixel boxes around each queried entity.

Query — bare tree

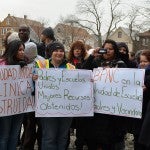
[138,1,150,29]
[105,0,126,39]
[126,6,141,39]
[56,15,91,49]
[35,17,49,42]
[57,0,148,48]
[73,0,125,46]
[76,0,103,46]
[123,1,150,51]
[125,0,150,32]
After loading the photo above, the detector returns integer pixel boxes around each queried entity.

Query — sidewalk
[68,133,134,150]
[17,132,134,150]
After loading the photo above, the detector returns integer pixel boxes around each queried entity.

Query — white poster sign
[0,65,35,117]
[35,68,93,117]
[93,68,145,118]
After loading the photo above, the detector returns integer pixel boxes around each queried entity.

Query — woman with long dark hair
[82,39,127,150]
[0,40,27,150]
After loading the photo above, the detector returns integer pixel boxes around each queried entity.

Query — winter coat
[138,68,150,147]
[81,55,127,144]
[68,54,89,69]
[37,42,46,58]
[82,55,126,69]
[35,58,75,70]
[119,52,137,68]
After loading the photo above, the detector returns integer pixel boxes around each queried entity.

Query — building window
[66,36,70,42]
[1,29,3,35]
[142,38,149,46]
[62,39,66,44]
[1,28,8,35]
[146,38,149,46]
[6,18,10,25]
[57,28,61,33]
[142,39,145,45]
[118,31,122,38]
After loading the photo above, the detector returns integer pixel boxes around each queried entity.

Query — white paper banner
[35,68,93,117]
[0,64,35,117]
[93,68,145,118]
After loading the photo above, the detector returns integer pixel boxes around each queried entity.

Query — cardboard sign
[93,68,145,118]
[0,65,35,117]
[35,68,93,117]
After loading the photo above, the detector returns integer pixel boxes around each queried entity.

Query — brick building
[54,23,97,51]
[138,30,150,50]
[0,14,44,54]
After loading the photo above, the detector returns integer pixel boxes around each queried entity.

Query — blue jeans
[40,117,72,150]
[0,114,24,150]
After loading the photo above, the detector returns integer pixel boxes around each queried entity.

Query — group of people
[0,24,150,150]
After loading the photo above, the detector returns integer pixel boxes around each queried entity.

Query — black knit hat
[47,41,65,57]
[42,27,56,41]
[117,42,129,53]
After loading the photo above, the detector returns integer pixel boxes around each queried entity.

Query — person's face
[73,48,82,58]
[103,43,115,60]
[119,47,127,54]
[129,52,135,61]
[51,49,65,62]
[40,34,47,42]
[18,26,30,42]
[16,44,25,60]
[140,55,150,69]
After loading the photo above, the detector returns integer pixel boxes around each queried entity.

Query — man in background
[18,24,41,150]
[37,27,56,58]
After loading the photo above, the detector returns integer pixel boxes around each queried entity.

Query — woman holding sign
[67,40,89,149]
[34,41,75,150]
[82,39,127,150]
[0,40,28,150]
[134,50,150,150]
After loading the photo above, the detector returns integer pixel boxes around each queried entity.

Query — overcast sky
[1,0,147,31]
[1,0,78,27]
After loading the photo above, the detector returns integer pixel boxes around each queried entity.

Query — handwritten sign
[0,65,35,117]
[93,68,145,118]
[35,68,93,117]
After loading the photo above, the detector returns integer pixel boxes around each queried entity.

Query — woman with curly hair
[68,40,89,69]
[67,40,89,150]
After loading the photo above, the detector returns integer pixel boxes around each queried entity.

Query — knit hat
[117,42,129,53]
[7,32,20,44]
[47,41,65,57]
[25,42,37,63]
[42,27,56,41]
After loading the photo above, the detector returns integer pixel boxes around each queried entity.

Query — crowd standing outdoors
[0,25,150,150]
